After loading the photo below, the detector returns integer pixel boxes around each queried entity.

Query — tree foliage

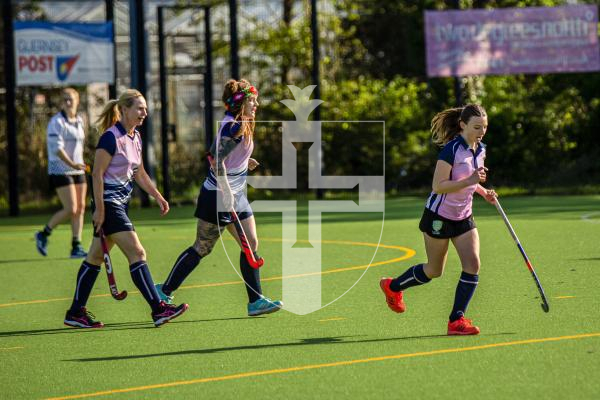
[2,0,600,209]
[332,0,600,190]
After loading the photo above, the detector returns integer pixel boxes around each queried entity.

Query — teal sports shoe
[247,296,283,317]
[155,283,174,305]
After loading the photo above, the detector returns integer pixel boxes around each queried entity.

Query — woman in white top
[35,88,88,258]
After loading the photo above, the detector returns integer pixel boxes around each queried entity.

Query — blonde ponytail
[95,89,144,133]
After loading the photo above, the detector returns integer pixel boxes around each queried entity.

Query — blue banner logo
[56,55,80,81]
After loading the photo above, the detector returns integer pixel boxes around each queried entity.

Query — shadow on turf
[0,317,260,338]
[63,332,516,362]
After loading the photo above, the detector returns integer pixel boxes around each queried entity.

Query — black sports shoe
[64,307,104,328]
[70,244,87,259]
[152,301,189,327]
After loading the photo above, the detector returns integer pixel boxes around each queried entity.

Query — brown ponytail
[222,78,256,142]
[431,104,487,146]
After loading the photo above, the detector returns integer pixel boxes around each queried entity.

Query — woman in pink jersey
[64,89,188,329]
[156,79,283,317]
[380,104,497,335]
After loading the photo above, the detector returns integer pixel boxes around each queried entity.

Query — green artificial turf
[1,196,599,399]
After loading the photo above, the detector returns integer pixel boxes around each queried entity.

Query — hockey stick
[229,208,264,269]
[494,199,549,313]
[85,165,128,299]
[207,153,264,269]
[99,229,128,300]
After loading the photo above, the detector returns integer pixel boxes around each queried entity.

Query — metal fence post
[3,0,19,216]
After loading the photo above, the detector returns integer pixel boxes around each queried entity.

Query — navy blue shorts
[194,186,253,225]
[91,201,135,237]
[419,208,476,239]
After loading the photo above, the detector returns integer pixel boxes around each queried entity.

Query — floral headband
[225,85,258,110]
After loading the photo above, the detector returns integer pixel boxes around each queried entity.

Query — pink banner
[425,5,600,77]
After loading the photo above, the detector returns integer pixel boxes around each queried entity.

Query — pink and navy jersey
[96,122,142,205]
[425,135,486,221]
[204,112,253,194]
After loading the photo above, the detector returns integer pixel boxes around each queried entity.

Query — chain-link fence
[0,0,336,210]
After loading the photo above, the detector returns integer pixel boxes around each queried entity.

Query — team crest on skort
[432,220,443,235]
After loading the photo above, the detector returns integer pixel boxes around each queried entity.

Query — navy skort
[194,186,253,225]
[91,201,135,237]
[419,208,476,239]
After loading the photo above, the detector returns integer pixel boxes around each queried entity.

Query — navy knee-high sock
[449,271,479,322]
[240,251,262,303]
[41,225,52,237]
[389,263,431,292]
[129,261,162,312]
[69,261,101,312]
[162,247,202,295]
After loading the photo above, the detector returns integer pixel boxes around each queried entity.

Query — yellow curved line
[44,332,600,400]
[0,240,415,308]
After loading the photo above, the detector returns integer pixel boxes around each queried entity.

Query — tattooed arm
[212,134,239,210]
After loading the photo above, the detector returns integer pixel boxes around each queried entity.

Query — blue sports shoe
[70,245,87,259]
[248,296,283,317]
[155,283,174,305]
[35,232,48,256]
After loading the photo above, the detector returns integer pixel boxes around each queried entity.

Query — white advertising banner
[14,21,114,86]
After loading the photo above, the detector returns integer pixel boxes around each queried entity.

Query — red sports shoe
[447,316,480,335]
[379,278,406,313]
